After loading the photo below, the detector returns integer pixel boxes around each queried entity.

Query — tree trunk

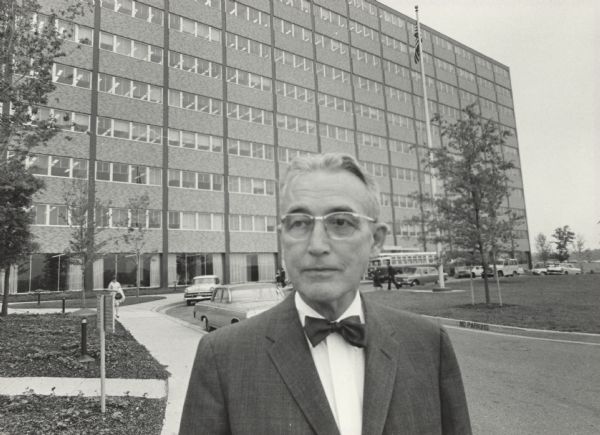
[1,268,10,316]
[136,253,140,300]
[478,247,491,305]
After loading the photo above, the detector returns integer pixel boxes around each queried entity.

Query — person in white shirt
[108,276,125,318]
[181,153,471,434]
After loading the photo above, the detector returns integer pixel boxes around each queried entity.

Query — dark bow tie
[304,315,367,348]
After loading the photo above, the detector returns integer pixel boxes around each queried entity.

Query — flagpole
[415,5,444,288]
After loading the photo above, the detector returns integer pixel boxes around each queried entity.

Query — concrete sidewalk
[4,293,206,435]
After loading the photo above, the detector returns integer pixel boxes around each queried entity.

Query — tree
[411,104,522,305]
[1,0,88,314]
[534,233,552,263]
[0,159,43,315]
[573,234,585,273]
[63,179,111,307]
[552,225,575,262]
[118,193,152,300]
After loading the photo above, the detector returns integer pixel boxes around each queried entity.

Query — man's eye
[329,215,355,227]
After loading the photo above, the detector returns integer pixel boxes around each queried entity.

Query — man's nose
[307,219,331,255]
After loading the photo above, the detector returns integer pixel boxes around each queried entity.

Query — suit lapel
[266,295,340,435]
[361,299,420,435]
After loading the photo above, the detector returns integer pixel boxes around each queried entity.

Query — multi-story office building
[2,0,530,293]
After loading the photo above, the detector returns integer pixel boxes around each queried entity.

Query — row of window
[35,14,93,46]
[28,155,88,179]
[168,170,223,191]
[229,215,277,233]
[100,0,163,25]
[388,113,411,128]
[228,176,276,196]
[32,108,89,133]
[99,31,163,63]
[350,19,377,41]
[318,92,353,113]
[357,132,386,149]
[276,114,316,135]
[391,167,427,183]
[361,161,389,178]
[169,51,221,79]
[226,0,269,28]
[278,0,311,14]
[227,102,273,126]
[168,211,224,231]
[314,4,346,28]
[356,103,384,121]
[32,203,161,228]
[97,117,162,144]
[169,89,222,116]
[274,17,312,42]
[276,81,315,104]
[274,48,312,72]
[168,129,224,153]
[227,32,271,59]
[380,193,419,209]
[228,138,274,161]
[227,67,272,91]
[98,72,162,103]
[315,34,348,56]
[97,160,162,185]
[277,146,314,163]
[169,13,221,43]
[351,47,380,68]
[319,123,354,143]
[381,34,407,52]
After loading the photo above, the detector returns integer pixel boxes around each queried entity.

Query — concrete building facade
[3,0,530,293]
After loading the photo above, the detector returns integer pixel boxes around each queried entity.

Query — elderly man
[180,153,471,435]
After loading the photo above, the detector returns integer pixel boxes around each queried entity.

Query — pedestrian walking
[108,276,125,318]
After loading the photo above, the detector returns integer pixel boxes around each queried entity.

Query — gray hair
[279,153,381,219]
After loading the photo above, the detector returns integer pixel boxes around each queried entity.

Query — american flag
[413,26,421,64]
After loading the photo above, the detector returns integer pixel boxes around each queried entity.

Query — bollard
[173,280,177,292]
[62,298,66,314]
[37,292,41,305]
[81,318,88,357]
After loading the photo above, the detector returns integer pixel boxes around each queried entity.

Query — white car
[470,265,484,278]
[184,275,220,305]
[531,262,549,275]
[547,263,581,275]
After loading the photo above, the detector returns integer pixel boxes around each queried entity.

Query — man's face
[280,170,386,318]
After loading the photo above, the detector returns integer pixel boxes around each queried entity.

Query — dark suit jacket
[180,293,471,435]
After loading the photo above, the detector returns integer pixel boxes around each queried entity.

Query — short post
[81,319,87,356]
[78,318,94,364]
[37,291,41,305]
[173,280,177,292]
[62,298,66,314]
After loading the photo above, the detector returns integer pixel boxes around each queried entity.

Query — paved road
[448,327,600,435]
[167,304,600,435]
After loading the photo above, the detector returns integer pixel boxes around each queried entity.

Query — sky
[378,0,600,252]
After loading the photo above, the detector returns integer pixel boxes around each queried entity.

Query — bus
[367,251,438,279]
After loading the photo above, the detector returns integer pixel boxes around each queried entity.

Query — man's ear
[370,222,388,256]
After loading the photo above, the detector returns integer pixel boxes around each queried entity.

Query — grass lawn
[0,313,170,434]
[365,273,600,333]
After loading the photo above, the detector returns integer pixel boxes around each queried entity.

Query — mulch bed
[0,394,165,435]
[0,313,169,379]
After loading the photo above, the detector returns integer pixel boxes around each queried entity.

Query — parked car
[395,266,447,287]
[531,262,549,275]
[453,266,472,278]
[184,275,220,305]
[193,282,285,331]
[483,259,525,277]
[470,265,484,278]
[547,263,581,275]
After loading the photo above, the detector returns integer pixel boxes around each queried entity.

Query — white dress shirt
[295,291,365,435]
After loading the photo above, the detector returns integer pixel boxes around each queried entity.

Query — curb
[426,315,600,345]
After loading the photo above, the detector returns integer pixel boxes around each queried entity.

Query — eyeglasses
[280,212,376,240]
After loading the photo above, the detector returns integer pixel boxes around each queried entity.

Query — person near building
[108,276,125,318]
[180,153,471,435]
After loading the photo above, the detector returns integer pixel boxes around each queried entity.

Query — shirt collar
[295,290,364,327]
